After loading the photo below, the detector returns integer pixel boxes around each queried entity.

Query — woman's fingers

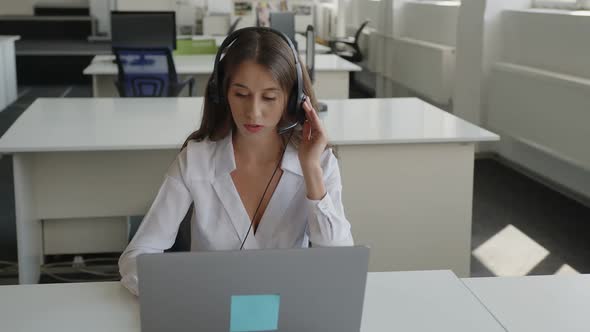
[303,119,311,141]
[303,100,320,129]
[302,99,325,139]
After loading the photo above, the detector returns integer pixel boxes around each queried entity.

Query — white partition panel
[488,62,590,171]
[502,9,590,80]
[0,36,19,112]
[390,37,455,105]
[402,0,460,47]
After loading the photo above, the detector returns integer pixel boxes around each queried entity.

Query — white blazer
[118,133,354,295]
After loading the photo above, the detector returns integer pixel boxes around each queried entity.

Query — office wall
[346,0,400,37]
[401,0,459,47]
[0,0,89,15]
[451,0,485,126]
[501,9,590,79]
[370,0,459,107]
[453,0,531,126]
[488,63,590,180]
[346,0,381,29]
[484,7,590,200]
[406,0,590,201]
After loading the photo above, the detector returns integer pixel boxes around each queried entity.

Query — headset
[207,26,307,135]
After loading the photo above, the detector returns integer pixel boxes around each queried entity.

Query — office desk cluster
[83,54,362,99]
[0,77,586,331]
[0,97,497,284]
[1,270,588,332]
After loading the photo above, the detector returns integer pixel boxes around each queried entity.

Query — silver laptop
[137,246,369,332]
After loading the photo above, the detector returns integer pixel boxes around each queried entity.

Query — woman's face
[227,60,287,138]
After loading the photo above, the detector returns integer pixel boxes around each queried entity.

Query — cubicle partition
[0,15,94,40]
[0,36,20,111]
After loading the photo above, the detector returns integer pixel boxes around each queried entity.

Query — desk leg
[177,74,209,97]
[338,143,474,277]
[92,75,99,97]
[13,154,43,284]
[94,75,119,97]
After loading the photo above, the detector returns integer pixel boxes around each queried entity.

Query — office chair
[228,17,242,35]
[113,47,195,97]
[329,20,370,63]
[166,203,193,253]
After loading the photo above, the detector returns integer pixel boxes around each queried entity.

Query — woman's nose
[247,96,264,117]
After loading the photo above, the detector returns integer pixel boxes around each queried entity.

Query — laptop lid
[138,246,369,332]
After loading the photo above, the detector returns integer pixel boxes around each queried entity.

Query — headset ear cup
[208,58,226,104]
[286,86,302,123]
[298,94,308,124]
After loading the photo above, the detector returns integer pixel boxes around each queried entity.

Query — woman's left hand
[298,98,328,170]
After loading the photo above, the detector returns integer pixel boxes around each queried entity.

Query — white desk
[463,274,590,332]
[361,271,505,332]
[0,35,20,111]
[83,54,361,99]
[189,34,331,54]
[0,270,506,332]
[0,97,498,284]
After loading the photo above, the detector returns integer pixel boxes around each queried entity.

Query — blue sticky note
[230,294,280,332]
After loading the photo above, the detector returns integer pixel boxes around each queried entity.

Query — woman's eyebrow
[231,83,249,89]
[231,83,280,91]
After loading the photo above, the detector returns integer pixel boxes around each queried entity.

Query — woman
[118,28,353,296]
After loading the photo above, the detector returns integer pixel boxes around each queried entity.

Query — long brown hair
[182,29,318,149]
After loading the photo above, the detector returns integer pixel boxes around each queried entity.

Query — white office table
[0,97,498,284]
[189,34,331,54]
[0,270,506,332]
[463,274,590,332]
[0,35,20,112]
[83,54,361,99]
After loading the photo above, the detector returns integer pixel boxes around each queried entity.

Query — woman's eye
[235,93,248,97]
[263,96,277,101]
